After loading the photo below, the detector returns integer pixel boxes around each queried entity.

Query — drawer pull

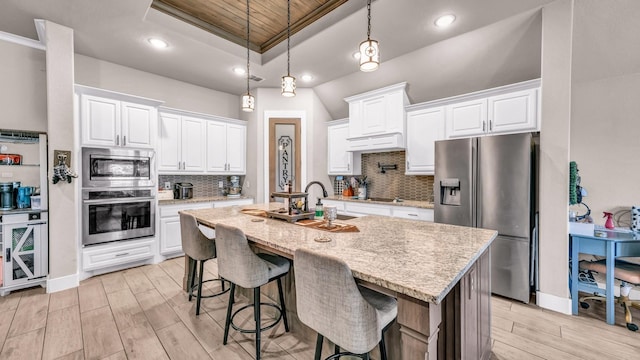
[408,213,418,217]
[115,252,130,257]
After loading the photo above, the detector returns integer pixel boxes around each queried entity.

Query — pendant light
[359,0,379,72]
[281,0,296,97]
[241,0,255,112]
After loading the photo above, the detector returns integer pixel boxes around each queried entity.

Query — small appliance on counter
[0,182,14,210]
[0,153,21,165]
[225,176,242,198]
[174,182,193,199]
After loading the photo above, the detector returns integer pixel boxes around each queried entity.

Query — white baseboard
[47,273,79,293]
[536,291,572,315]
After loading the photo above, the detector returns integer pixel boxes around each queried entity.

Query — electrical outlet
[244,180,250,189]
[218,180,224,188]
[164,182,171,189]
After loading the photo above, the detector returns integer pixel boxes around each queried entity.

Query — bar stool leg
[314,334,324,360]
[254,287,261,360]
[196,260,205,315]
[379,332,388,360]
[223,283,236,345]
[188,258,197,302]
[277,277,289,332]
[334,344,339,355]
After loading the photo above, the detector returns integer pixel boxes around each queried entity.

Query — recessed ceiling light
[435,14,456,28]
[352,51,361,60]
[301,74,313,82]
[233,67,246,75]
[148,37,168,49]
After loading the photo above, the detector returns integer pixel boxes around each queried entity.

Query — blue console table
[570,231,640,324]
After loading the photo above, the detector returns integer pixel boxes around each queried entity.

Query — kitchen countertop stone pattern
[183,203,496,304]
[159,196,253,206]
[326,195,434,209]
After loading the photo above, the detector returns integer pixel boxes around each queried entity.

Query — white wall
[569,0,640,222]
[243,88,332,204]
[315,9,543,119]
[0,39,47,131]
[75,54,240,118]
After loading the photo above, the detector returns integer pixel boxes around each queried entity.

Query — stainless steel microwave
[82,147,155,188]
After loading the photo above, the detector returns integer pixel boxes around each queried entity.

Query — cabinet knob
[123,135,127,146]
[489,120,493,131]
[116,135,120,146]
[482,121,486,132]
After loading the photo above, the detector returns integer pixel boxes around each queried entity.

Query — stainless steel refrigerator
[434,132,538,303]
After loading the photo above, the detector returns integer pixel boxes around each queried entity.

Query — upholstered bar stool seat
[180,213,229,315]
[215,223,290,360]
[295,248,398,360]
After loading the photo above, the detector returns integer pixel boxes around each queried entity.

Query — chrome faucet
[303,181,328,212]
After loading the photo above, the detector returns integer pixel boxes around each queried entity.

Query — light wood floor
[1,257,640,360]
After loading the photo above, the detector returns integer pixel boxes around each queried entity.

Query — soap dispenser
[314,198,324,220]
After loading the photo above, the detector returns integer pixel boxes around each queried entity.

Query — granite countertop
[183,202,496,304]
[325,195,434,209]
[159,196,253,206]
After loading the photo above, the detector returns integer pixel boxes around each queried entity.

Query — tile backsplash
[332,151,434,202]
[158,175,243,197]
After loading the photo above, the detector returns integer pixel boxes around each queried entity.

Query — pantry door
[269,118,301,195]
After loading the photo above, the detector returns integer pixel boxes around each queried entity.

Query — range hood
[344,82,409,153]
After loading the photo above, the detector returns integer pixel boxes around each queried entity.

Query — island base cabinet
[438,248,491,360]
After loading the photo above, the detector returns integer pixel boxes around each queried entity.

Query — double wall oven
[82,147,156,246]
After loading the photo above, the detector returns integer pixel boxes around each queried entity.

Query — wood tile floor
[1,256,640,359]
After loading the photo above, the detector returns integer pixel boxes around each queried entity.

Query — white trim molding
[0,27,46,50]
[47,273,80,293]
[263,110,307,204]
[536,291,572,315]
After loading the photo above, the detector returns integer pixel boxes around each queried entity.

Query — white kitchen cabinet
[392,207,434,221]
[82,238,155,271]
[327,119,361,175]
[159,198,254,256]
[447,98,487,138]
[324,199,433,222]
[206,120,247,174]
[159,202,214,256]
[158,112,206,173]
[77,86,161,149]
[1,213,48,289]
[488,88,538,135]
[345,82,409,152]
[405,106,446,175]
[445,79,540,139]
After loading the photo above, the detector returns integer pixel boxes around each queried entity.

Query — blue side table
[570,230,640,325]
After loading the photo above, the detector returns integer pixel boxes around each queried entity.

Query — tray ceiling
[150,0,348,53]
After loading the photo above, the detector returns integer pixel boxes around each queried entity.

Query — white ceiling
[0,0,552,117]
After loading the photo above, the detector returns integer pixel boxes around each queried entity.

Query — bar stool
[179,213,228,315]
[214,223,290,360]
[294,248,397,360]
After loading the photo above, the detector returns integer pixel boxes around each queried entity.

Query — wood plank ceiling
[151,0,349,53]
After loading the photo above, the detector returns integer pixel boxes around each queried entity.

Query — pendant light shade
[241,0,255,112]
[241,93,255,112]
[281,0,296,97]
[359,0,379,72]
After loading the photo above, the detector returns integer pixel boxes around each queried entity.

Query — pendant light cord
[287,0,291,76]
[246,0,251,93]
[366,0,371,41]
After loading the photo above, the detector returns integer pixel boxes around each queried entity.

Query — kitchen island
[183,203,497,360]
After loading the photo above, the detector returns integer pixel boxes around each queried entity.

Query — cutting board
[296,219,360,233]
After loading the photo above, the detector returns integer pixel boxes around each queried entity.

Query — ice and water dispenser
[439,178,461,206]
